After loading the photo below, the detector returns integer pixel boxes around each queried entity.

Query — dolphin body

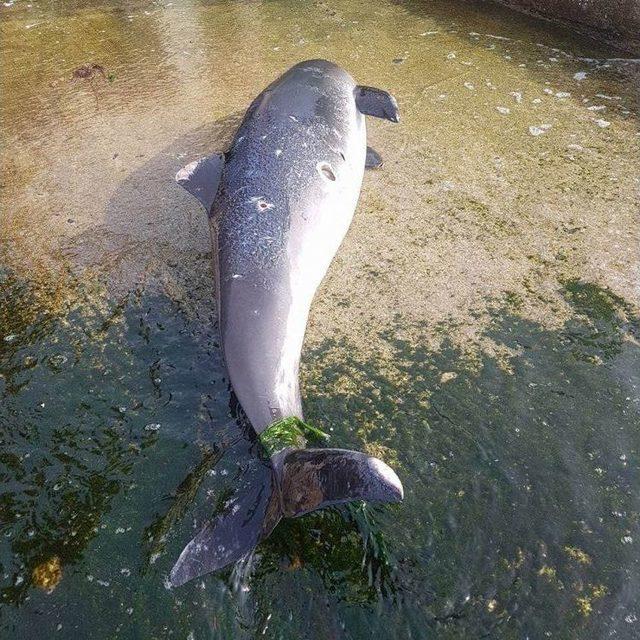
[171,60,402,586]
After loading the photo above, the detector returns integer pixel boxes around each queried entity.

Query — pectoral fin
[366,146,383,169]
[355,86,400,123]
[175,153,225,215]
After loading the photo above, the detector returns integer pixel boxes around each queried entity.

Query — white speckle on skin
[496,106,510,114]
[510,91,522,103]
[574,71,587,81]
[275,149,282,156]
[555,91,571,98]
[447,52,456,59]
[464,82,475,90]
[532,98,542,104]
[588,105,606,111]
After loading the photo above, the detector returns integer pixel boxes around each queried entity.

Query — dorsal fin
[354,86,400,122]
[175,153,225,215]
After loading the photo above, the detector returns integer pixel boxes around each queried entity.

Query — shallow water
[1,0,639,638]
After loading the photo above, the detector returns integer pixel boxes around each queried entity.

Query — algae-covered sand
[1,0,639,638]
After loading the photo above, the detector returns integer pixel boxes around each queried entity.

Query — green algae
[258,416,330,457]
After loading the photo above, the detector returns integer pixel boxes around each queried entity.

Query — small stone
[440,372,457,383]
[529,124,552,136]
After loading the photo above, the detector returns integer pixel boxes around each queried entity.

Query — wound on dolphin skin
[250,196,274,211]
[317,162,336,181]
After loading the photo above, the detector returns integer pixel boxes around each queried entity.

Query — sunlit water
[1,0,639,638]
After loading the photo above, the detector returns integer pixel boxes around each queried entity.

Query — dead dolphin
[171,59,402,586]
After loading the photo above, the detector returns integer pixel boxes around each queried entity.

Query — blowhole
[317,162,336,182]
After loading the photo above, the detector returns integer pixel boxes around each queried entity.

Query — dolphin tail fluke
[279,447,403,517]
[169,448,402,587]
[168,461,282,588]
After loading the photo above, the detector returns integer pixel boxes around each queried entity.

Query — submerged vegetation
[258,416,330,456]
[3,264,636,637]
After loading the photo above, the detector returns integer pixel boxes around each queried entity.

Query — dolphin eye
[317,162,336,181]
